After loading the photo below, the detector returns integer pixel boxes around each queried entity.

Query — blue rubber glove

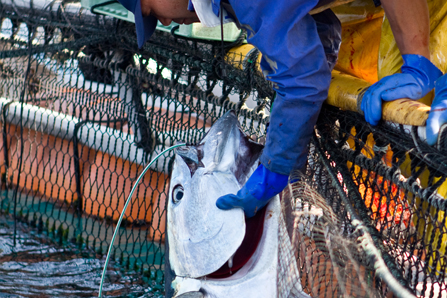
[361,54,442,126]
[426,74,447,146]
[216,164,288,218]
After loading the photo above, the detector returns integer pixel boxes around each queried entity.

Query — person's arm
[360,0,442,126]
[381,0,430,58]
[228,0,330,175]
[217,0,332,217]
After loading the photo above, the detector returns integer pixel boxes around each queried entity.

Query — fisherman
[117,0,442,217]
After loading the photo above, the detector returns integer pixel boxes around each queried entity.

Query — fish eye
[172,185,184,204]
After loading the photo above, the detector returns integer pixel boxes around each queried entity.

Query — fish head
[168,110,263,278]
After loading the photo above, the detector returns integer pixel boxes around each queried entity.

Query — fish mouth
[205,206,267,278]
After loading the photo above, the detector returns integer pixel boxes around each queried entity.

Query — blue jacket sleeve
[228,0,332,175]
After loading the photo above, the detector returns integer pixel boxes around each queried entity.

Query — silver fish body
[171,199,280,298]
[166,110,282,297]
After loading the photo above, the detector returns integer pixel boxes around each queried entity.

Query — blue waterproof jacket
[190,0,336,175]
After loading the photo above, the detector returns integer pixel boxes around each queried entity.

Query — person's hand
[426,74,447,146]
[216,164,288,218]
[361,54,442,126]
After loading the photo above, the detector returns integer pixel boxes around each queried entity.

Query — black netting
[1,0,447,297]
[287,105,447,298]
[0,0,270,294]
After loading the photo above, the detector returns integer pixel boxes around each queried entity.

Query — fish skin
[167,111,311,298]
[197,198,280,298]
[170,195,282,298]
[167,111,262,278]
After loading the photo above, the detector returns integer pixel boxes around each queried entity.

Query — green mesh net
[0,0,269,291]
[1,0,447,297]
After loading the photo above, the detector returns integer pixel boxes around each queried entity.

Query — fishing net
[278,106,447,298]
[1,0,447,297]
[0,0,268,293]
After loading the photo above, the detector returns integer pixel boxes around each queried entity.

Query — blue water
[0,217,164,298]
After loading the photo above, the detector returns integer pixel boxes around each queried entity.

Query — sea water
[0,217,164,298]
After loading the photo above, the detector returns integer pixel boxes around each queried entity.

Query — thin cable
[98,143,185,298]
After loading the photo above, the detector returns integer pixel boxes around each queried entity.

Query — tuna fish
[165,110,302,298]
